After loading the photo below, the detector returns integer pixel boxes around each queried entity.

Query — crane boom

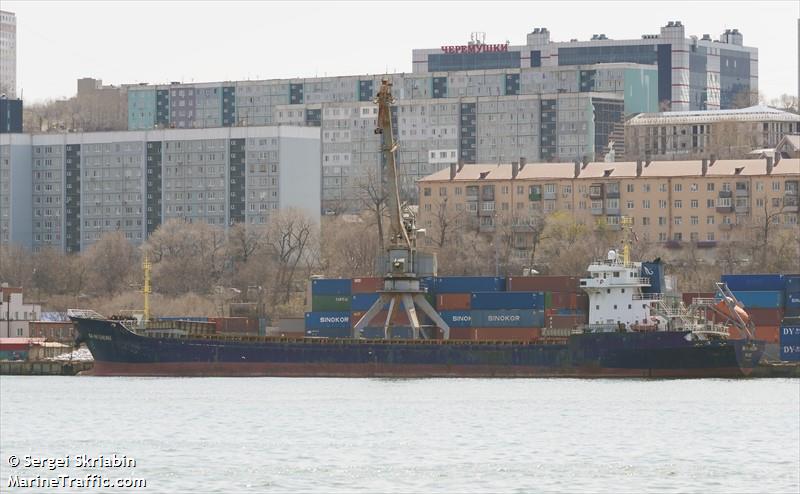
[374,80,412,250]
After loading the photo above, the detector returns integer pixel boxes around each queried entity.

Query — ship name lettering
[88,333,112,341]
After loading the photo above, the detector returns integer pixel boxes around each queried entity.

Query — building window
[707,183,715,192]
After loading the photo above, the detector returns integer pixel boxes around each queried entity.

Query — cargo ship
[70,79,769,378]
[70,250,766,378]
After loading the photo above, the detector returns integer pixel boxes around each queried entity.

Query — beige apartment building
[417,157,799,259]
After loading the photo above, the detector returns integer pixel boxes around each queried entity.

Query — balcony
[529,191,542,201]
[784,196,799,212]
[590,206,604,216]
[589,185,604,199]
[512,223,534,232]
[543,186,557,200]
[718,223,734,230]
[605,205,620,215]
[717,190,732,199]
[715,204,733,213]
[734,204,750,214]
[696,241,717,249]
[735,185,749,197]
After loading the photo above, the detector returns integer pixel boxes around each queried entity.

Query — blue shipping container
[785,291,800,308]
[305,311,351,330]
[779,325,800,361]
[471,292,543,310]
[472,310,544,328]
[311,278,352,296]
[305,327,352,338]
[721,274,785,292]
[434,276,506,294]
[729,291,784,309]
[439,311,473,328]
[351,293,381,311]
[785,275,800,293]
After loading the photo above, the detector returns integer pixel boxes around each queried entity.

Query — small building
[0,286,41,337]
[625,105,800,161]
[0,338,69,360]
[776,134,800,159]
[29,312,75,343]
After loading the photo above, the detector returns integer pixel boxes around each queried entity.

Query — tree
[320,215,380,278]
[354,167,388,253]
[83,231,139,296]
[264,209,319,305]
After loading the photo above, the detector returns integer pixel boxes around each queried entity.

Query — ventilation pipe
[449,163,457,180]
[636,160,643,177]
[701,158,708,176]
[511,161,519,179]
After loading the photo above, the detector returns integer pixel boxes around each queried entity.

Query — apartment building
[414,21,758,111]
[417,157,799,259]
[0,10,16,99]
[626,106,800,161]
[0,126,320,252]
[1,286,41,338]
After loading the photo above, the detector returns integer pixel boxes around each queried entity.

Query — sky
[4,0,799,104]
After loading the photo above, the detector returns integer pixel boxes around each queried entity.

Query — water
[1,377,798,493]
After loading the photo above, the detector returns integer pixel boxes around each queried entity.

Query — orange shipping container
[436,293,471,311]
[754,326,780,343]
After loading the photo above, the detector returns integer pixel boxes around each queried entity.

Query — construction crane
[352,79,450,340]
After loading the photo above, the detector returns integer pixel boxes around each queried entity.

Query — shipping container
[212,317,258,334]
[785,275,800,293]
[785,291,800,308]
[305,327,352,338]
[545,314,589,329]
[434,276,506,294]
[471,309,544,328]
[754,326,780,344]
[472,327,542,341]
[746,308,784,326]
[729,290,784,309]
[351,310,420,326]
[305,311,351,330]
[351,277,384,294]
[311,278,352,296]
[158,316,208,322]
[786,307,800,318]
[547,292,584,310]
[779,324,800,361]
[436,293,471,311]
[438,311,473,328]
[351,293,381,311]
[471,292,543,310]
[506,276,580,292]
[360,327,413,339]
[311,294,352,312]
[721,274,785,292]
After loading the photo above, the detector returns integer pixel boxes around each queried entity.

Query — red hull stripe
[85,361,749,379]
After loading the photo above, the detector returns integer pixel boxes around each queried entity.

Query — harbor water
[1,377,798,493]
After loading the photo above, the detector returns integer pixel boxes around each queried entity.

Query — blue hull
[72,317,764,378]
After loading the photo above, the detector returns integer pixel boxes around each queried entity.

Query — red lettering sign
[439,43,510,54]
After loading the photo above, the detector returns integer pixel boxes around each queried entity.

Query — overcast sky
[5,0,799,103]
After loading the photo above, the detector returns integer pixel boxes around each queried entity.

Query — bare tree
[83,231,139,296]
[320,215,380,278]
[354,167,389,252]
[264,209,318,305]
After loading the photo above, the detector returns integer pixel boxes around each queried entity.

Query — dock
[0,361,94,376]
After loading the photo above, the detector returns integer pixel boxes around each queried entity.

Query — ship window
[607,289,611,294]
[613,272,620,277]
[628,304,632,309]
[613,305,618,310]
[643,304,647,309]
[621,289,625,293]
[596,305,600,310]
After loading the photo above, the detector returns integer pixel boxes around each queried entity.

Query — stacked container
[721,274,787,343]
[306,279,352,337]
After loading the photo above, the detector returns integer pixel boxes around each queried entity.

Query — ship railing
[67,309,106,320]
[632,293,663,301]
[690,297,718,307]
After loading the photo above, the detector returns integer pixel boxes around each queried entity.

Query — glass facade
[428,52,521,72]
[558,44,659,66]
[719,48,751,109]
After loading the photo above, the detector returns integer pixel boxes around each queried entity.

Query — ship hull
[72,317,763,378]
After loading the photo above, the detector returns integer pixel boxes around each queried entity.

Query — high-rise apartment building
[414,21,757,111]
[0,126,321,252]
[0,10,16,98]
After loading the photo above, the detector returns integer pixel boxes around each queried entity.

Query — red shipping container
[576,293,589,312]
[546,314,588,329]
[507,276,581,292]
[754,326,779,343]
[448,327,542,341]
[351,277,383,294]
[436,293,471,311]
[746,308,783,326]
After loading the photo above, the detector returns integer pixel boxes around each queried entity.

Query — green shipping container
[545,292,553,310]
[311,295,352,312]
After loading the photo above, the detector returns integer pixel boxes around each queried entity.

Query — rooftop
[627,105,800,126]
[418,158,800,182]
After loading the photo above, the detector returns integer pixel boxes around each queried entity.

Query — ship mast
[352,79,450,340]
[142,253,152,325]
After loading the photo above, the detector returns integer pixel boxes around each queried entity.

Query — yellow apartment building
[417,157,799,259]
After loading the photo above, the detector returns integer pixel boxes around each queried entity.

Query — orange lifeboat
[715,297,750,324]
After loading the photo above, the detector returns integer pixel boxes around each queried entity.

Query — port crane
[352,79,451,340]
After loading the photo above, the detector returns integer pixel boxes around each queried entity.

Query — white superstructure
[580,249,662,330]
